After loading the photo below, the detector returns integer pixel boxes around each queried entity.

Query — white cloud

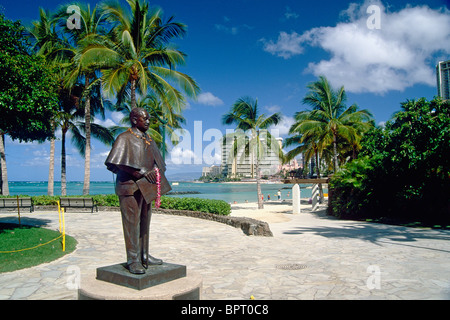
[196,92,224,106]
[168,146,201,165]
[111,111,125,124]
[94,118,116,127]
[260,31,306,59]
[265,105,282,113]
[269,116,295,136]
[263,1,450,93]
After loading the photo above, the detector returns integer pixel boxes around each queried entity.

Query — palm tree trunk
[315,150,324,202]
[61,130,67,196]
[255,131,263,209]
[256,159,264,209]
[333,133,339,173]
[130,78,137,109]
[0,133,9,196]
[47,121,55,196]
[83,76,91,195]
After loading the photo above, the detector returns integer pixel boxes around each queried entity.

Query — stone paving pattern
[0,205,449,300]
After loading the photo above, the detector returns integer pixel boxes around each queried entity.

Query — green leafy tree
[0,14,59,195]
[329,97,450,225]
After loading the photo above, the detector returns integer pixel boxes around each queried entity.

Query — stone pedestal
[78,263,202,300]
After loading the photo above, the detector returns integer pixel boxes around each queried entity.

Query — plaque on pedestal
[96,262,187,290]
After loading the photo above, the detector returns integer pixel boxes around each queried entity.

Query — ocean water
[7,181,326,204]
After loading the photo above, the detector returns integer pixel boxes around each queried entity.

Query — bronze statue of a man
[105,108,171,274]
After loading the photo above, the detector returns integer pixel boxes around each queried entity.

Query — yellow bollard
[57,200,62,233]
[61,207,66,252]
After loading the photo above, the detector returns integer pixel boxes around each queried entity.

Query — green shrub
[91,194,120,207]
[159,196,231,215]
[329,98,450,225]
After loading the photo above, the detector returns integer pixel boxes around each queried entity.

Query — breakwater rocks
[33,205,272,237]
[155,208,273,237]
[166,191,201,195]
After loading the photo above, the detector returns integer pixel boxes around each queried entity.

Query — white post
[311,184,319,211]
[292,184,300,214]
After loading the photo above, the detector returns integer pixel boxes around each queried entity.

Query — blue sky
[1,0,449,182]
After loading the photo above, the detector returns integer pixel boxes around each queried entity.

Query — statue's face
[133,111,150,133]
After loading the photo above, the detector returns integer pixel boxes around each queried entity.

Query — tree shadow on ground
[0,216,52,229]
[283,209,450,253]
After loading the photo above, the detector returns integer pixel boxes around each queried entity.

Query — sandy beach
[230,200,314,223]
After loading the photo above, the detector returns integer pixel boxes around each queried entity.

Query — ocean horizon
[6,180,326,204]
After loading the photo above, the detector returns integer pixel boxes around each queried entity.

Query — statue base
[96,262,186,290]
[78,263,202,300]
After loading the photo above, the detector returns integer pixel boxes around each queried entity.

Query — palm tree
[111,92,186,155]
[223,97,282,209]
[300,76,373,172]
[56,85,114,195]
[79,0,199,115]
[54,2,111,195]
[27,8,71,196]
[284,111,328,200]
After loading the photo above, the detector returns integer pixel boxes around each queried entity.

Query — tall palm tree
[284,111,327,200]
[27,8,70,196]
[54,2,111,195]
[223,97,282,209]
[300,76,373,172]
[79,0,199,115]
[56,85,114,195]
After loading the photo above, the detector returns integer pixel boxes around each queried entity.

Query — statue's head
[130,108,150,133]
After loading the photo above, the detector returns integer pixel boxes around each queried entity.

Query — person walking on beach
[105,108,171,274]
[277,189,281,201]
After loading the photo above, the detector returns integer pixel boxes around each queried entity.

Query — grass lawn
[0,223,77,273]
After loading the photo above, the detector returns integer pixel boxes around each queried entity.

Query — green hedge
[0,195,230,215]
[159,197,231,215]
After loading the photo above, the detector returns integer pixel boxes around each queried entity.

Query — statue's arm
[116,164,158,184]
[116,165,143,180]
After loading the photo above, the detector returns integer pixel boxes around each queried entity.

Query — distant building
[279,157,300,172]
[201,165,222,177]
[221,132,283,178]
[436,60,450,100]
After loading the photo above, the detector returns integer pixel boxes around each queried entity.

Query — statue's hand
[144,169,157,184]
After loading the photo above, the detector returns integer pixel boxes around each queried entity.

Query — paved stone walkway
[0,205,449,300]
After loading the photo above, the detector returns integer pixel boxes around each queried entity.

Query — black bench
[0,197,34,212]
[59,197,98,213]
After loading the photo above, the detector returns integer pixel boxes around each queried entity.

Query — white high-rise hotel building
[221,131,283,178]
[436,60,450,100]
